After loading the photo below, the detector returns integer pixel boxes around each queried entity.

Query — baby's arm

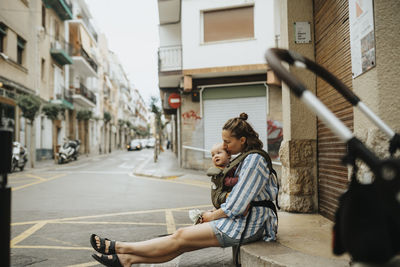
[224,176,239,187]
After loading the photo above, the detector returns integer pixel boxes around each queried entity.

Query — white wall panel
[203,96,267,154]
[181,0,275,69]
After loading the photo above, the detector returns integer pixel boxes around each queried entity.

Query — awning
[79,25,92,55]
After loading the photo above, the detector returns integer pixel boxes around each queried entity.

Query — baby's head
[211,143,230,167]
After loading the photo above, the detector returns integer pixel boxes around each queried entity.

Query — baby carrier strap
[223,149,280,208]
[229,150,279,267]
[222,149,277,178]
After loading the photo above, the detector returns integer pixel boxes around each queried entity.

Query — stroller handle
[265,48,386,177]
[265,48,395,139]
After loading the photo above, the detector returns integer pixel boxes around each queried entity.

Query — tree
[42,103,64,161]
[16,94,41,168]
[76,109,92,155]
[150,96,163,161]
[103,111,112,153]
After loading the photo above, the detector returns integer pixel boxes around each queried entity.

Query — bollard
[0,129,12,267]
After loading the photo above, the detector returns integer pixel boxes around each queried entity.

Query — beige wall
[353,0,400,154]
[0,0,37,92]
[280,0,316,141]
[279,0,318,212]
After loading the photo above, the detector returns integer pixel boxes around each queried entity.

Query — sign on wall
[294,22,311,44]
[349,0,376,78]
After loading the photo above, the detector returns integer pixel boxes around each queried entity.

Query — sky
[85,0,160,105]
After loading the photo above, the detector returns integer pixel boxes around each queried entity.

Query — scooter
[58,139,80,164]
[12,141,28,172]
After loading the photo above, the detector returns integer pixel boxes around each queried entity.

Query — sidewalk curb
[132,154,184,179]
[23,151,119,173]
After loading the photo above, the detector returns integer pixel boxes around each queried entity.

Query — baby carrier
[265,48,400,264]
[208,149,278,209]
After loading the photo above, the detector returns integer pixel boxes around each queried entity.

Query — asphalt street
[9,149,234,267]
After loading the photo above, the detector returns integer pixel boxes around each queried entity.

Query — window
[42,5,46,29]
[0,23,7,53]
[203,5,254,43]
[17,36,26,65]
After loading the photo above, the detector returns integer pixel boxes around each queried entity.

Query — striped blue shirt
[214,153,278,241]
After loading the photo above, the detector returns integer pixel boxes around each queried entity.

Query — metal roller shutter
[203,85,267,153]
[314,0,354,220]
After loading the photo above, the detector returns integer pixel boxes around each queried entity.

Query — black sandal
[90,234,116,255]
[92,254,122,267]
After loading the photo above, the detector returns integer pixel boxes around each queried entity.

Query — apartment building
[157,0,283,170]
[0,0,37,147]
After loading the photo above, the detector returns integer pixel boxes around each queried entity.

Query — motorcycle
[12,141,28,172]
[58,139,80,164]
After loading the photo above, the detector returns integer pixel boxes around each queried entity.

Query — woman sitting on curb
[90,112,279,267]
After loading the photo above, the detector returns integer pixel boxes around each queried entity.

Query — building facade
[277,0,400,219]
[158,0,283,171]
[0,0,149,165]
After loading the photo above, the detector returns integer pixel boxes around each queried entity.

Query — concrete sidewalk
[133,150,354,266]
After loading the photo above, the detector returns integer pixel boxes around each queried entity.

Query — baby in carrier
[207,143,239,209]
[189,143,239,224]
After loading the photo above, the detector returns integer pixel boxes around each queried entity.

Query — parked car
[127,140,142,151]
[146,138,155,148]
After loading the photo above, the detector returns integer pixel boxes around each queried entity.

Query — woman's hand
[201,211,214,223]
[201,209,228,223]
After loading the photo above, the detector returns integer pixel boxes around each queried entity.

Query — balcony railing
[158,45,182,72]
[50,40,73,65]
[42,0,73,20]
[72,46,98,73]
[74,83,96,104]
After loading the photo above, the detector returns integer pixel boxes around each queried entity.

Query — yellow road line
[11,204,213,226]
[26,174,48,181]
[52,221,168,226]
[12,174,66,191]
[165,210,176,234]
[11,222,47,247]
[12,245,91,250]
[65,261,99,267]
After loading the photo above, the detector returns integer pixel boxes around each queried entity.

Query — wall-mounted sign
[168,93,181,109]
[349,0,376,78]
[294,22,311,44]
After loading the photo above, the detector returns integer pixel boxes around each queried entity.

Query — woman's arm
[201,208,227,222]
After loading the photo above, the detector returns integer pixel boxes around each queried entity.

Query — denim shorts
[210,221,264,248]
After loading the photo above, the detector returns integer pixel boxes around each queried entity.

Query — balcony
[50,40,73,66]
[71,83,96,108]
[51,87,74,109]
[42,0,73,20]
[158,45,182,72]
[72,47,98,77]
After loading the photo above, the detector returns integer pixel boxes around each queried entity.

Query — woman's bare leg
[116,223,220,259]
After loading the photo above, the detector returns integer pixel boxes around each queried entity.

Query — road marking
[52,221,169,226]
[65,261,99,267]
[12,245,91,250]
[165,210,176,234]
[26,174,47,181]
[12,174,66,191]
[11,204,212,226]
[129,172,210,188]
[11,222,47,247]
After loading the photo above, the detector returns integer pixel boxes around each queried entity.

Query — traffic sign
[168,93,181,109]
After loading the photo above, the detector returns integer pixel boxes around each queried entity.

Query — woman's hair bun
[239,113,248,121]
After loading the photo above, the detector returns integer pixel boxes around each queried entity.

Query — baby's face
[211,145,230,167]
